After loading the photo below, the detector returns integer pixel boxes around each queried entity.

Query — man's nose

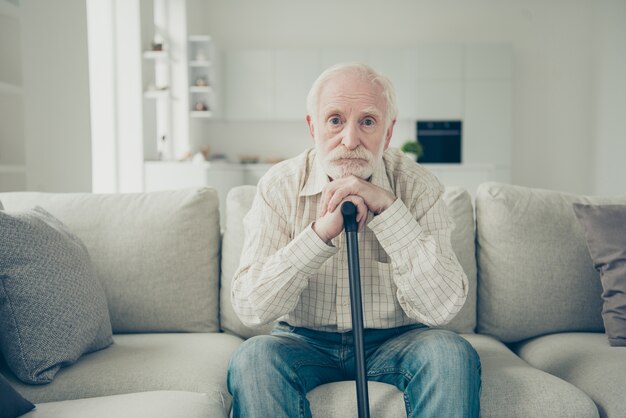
[341,122,360,150]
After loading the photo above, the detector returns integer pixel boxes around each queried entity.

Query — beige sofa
[0,182,624,417]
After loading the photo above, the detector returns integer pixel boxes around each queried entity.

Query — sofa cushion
[220,186,274,339]
[309,381,404,418]
[0,207,113,384]
[440,187,478,333]
[308,334,598,418]
[1,333,244,412]
[220,186,477,339]
[475,182,626,343]
[24,391,228,418]
[0,373,35,418]
[514,333,625,418]
[0,189,221,333]
[464,334,598,418]
[573,204,626,346]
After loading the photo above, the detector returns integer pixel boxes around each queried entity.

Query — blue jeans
[227,322,481,418]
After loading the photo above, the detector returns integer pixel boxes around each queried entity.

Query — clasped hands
[312,175,396,244]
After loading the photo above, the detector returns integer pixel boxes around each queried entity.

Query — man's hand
[319,175,396,218]
[312,195,367,244]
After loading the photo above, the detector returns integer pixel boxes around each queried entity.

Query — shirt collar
[299,150,329,197]
[299,149,394,197]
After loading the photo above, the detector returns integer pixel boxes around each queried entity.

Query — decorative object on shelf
[199,146,211,161]
[191,153,206,164]
[194,101,209,111]
[195,49,207,61]
[239,155,260,164]
[194,77,208,87]
[178,146,211,163]
[400,139,424,162]
[151,33,165,51]
[208,153,228,162]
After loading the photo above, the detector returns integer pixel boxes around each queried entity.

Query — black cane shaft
[341,202,370,418]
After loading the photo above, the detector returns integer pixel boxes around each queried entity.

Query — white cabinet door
[463,80,512,167]
[366,49,418,119]
[411,45,465,120]
[415,81,464,119]
[415,44,464,81]
[225,50,273,120]
[465,44,512,80]
[274,50,321,119]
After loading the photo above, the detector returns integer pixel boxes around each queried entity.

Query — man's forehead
[317,75,386,115]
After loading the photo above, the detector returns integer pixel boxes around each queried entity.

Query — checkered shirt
[231,147,468,332]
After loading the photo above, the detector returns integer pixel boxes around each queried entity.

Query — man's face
[307,72,395,180]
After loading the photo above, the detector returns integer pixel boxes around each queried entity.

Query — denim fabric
[228,323,481,417]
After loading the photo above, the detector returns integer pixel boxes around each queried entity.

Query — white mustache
[328,147,373,163]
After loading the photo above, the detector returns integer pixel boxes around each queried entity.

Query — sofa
[0,181,624,418]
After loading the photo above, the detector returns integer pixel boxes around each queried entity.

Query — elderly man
[227,63,481,418]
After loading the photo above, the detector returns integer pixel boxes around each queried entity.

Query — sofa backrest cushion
[0,188,220,333]
[475,182,626,343]
[220,185,477,339]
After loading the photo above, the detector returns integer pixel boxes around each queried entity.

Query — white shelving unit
[142,43,172,159]
[0,0,25,191]
[188,35,214,118]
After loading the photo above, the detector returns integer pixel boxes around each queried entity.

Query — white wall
[190,0,610,195]
[591,0,626,195]
[21,0,92,192]
[17,0,625,195]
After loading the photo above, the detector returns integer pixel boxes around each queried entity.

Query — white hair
[306,62,398,125]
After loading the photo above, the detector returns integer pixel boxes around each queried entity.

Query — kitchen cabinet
[225,50,274,120]
[274,50,321,119]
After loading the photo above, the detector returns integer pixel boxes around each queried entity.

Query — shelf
[189,86,212,93]
[190,111,213,118]
[144,89,170,99]
[0,81,22,95]
[142,50,168,60]
[0,0,19,18]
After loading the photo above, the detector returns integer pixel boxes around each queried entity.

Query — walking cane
[341,201,370,418]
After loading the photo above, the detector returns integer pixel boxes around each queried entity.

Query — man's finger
[328,188,351,214]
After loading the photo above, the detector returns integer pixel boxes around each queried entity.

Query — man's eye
[362,118,375,127]
[329,117,341,125]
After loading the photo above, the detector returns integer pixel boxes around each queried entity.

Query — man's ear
[383,119,396,150]
[306,115,315,140]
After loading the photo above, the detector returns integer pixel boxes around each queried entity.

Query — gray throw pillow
[573,203,626,347]
[0,206,113,384]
